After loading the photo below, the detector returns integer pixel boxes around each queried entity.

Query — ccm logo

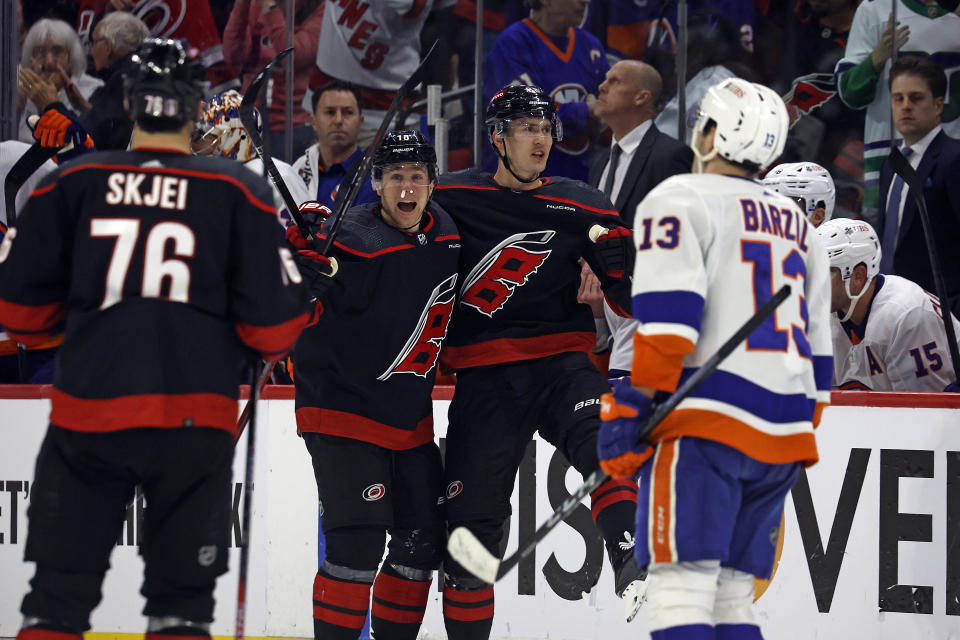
[574,398,601,411]
[362,484,386,501]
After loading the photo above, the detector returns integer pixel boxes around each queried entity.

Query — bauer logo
[197,545,217,567]
[446,480,464,499]
[362,484,386,502]
[574,398,600,412]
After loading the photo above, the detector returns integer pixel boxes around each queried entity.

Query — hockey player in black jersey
[286,130,459,640]
[430,84,646,637]
[0,39,310,640]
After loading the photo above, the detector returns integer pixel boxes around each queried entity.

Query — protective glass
[373,163,434,190]
[494,115,564,142]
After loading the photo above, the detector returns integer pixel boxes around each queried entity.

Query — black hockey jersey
[292,201,460,450]
[432,169,627,371]
[0,149,310,435]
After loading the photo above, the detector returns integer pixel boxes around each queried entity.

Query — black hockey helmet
[372,130,438,182]
[124,38,206,132]
[485,84,563,143]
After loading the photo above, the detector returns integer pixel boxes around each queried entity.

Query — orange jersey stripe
[632,332,696,392]
[650,438,679,564]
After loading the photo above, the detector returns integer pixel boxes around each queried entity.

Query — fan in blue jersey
[483,0,609,181]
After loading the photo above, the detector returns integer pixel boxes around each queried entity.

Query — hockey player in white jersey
[818,217,960,391]
[597,78,833,640]
[193,90,310,223]
[763,162,836,227]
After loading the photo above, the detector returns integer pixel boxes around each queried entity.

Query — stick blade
[447,527,499,584]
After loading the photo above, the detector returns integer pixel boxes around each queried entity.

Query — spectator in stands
[877,55,960,317]
[292,81,378,210]
[762,0,864,219]
[818,217,960,391]
[834,0,960,224]
[590,59,693,379]
[17,18,103,143]
[483,0,609,181]
[65,11,149,150]
[654,9,757,144]
[305,0,440,147]
[75,0,239,95]
[223,0,323,163]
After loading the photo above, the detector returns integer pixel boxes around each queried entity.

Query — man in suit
[590,59,694,376]
[878,55,960,317]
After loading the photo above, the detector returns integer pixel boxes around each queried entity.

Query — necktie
[880,146,913,273]
[602,143,622,197]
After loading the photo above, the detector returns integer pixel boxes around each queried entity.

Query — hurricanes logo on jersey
[460,231,555,317]
[377,273,458,380]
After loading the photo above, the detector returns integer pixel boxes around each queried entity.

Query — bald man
[590,60,694,379]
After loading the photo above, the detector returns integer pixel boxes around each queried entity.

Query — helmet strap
[840,275,871,322]
[690,127,718,174]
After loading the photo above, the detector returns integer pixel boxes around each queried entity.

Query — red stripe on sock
[313,572,372,610]
[373,571,431,607]
[313,605,367,629]
[371,601,426,624]
[442,585,494,603]
[443,599,495,622]
[17,630,82,640]
[591,482,638,522]
[592,477,638,500]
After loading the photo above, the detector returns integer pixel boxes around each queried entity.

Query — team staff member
[0,39,310,640]
[431,85,646,639]
[287,131,459,640]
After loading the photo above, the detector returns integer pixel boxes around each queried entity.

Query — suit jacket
[878,130,960,316]
[589,122,694,228]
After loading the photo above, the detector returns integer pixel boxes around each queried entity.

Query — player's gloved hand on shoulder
[598,380,655,479]
[28,103,96,162]
[284,224,338,300]
[945,380,960,393]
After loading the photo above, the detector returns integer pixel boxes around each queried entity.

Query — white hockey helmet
[195,89,261,162]
[691,78,788,173]
[764,162,836,224]
[816,217,882,321]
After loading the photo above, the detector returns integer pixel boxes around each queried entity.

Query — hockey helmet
[817,217,882,321]
[372,130,437,183]
[195,89,261,162]
[485,84,563,143]
[691,78,787,173]
[764,162,836,224]
[124,38,206,132]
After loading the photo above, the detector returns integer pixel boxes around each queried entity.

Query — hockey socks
[590,477,640,593]
[370,564,432,640]
[17,626,82,640]
[312,569,372,640]
[651,624,715,640]
[716,624,763,639]
[442,583,494,640]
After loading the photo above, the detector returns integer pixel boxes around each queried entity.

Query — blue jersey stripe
[633,291,705,334]
[677,368,816,424]
[813,355,833,393]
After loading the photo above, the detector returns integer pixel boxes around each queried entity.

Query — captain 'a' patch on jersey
[459,230,555,317]
[379,273,458,380]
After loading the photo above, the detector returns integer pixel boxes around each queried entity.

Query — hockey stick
[235,358,278,442]
[448,284,793,583]
[887,147,960,381]
[318,40,439,256]
[4,141,62,382]
[237,47,306,229]
[235,358,263,640]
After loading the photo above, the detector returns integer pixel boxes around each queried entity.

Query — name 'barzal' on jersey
[105,172,188,210]
[740,195,810,253]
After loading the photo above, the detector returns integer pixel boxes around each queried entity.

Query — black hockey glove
[584,224,634,317]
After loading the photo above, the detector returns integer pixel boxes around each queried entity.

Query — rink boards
[1,387,959,640]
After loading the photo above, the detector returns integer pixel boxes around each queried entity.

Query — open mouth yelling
[398,201,417,213]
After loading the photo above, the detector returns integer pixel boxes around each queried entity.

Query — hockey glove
[598,380,655,479]
[284,224,338,300]
[588,225,633,280]
[28,103,96,162]
[297,200,333,231]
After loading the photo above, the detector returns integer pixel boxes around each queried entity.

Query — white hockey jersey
[243,157,310,225]
[631,174,833,466]
[832,274,960,391]
[835,0,960,212]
